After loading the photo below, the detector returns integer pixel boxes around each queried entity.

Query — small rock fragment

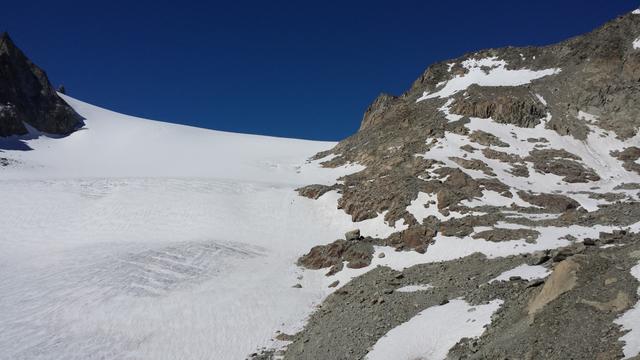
[345,229,361,241]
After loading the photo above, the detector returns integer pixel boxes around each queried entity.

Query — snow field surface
[365,299,503,360]
[0,96,404,359]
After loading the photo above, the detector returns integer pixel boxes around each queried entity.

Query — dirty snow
[365,299,503,360]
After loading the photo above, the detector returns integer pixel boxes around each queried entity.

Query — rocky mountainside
[0,32,82,137]
[253,9,640,360]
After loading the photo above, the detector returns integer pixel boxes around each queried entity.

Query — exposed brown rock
[526,148,600,183]
[469,130,510,147]
[612,146,640,175]
[517,191,580,212]
[297,184,337,199]
[449,86,546,127]
[297,239,374,270]
[449,157,496,176]
[472,228,540,243]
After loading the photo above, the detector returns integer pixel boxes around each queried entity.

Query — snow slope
[0,96,402,359]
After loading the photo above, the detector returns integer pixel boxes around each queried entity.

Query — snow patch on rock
[417,57,561,101]
[396,284,434,292]
[365,299,503,360]
[490,264,550,282]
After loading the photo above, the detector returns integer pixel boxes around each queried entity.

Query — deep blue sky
[1,1,636,140]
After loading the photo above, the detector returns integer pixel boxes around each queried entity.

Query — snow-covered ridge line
[417,57,561,101]
[2,95,360,183]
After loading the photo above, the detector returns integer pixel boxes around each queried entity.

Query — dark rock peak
[0,32,83,138]
[359,93,398,131]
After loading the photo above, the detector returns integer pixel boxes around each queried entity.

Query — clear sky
[1,0,636,140]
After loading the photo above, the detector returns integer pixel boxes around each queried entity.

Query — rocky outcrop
[526,148,601,183]
[297,238,375,271]
[0,32,82,137]
[359,93,398,131]
[612,146,640,175]
[517,191,580,212]
[449,86,546,127]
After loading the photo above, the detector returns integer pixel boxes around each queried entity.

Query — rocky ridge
[253,8,640,360]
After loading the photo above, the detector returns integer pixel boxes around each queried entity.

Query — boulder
[345,229,361,241]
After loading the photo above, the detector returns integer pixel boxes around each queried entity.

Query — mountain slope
[3,8,640,360]
[281,8,640,360]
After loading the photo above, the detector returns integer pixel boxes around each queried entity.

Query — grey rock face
[0,32,82,137]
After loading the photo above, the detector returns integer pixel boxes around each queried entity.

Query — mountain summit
[0,32,82,137]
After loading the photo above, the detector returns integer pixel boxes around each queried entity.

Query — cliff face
[0,32,82,137]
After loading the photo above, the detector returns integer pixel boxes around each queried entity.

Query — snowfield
[0,96,400,359]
